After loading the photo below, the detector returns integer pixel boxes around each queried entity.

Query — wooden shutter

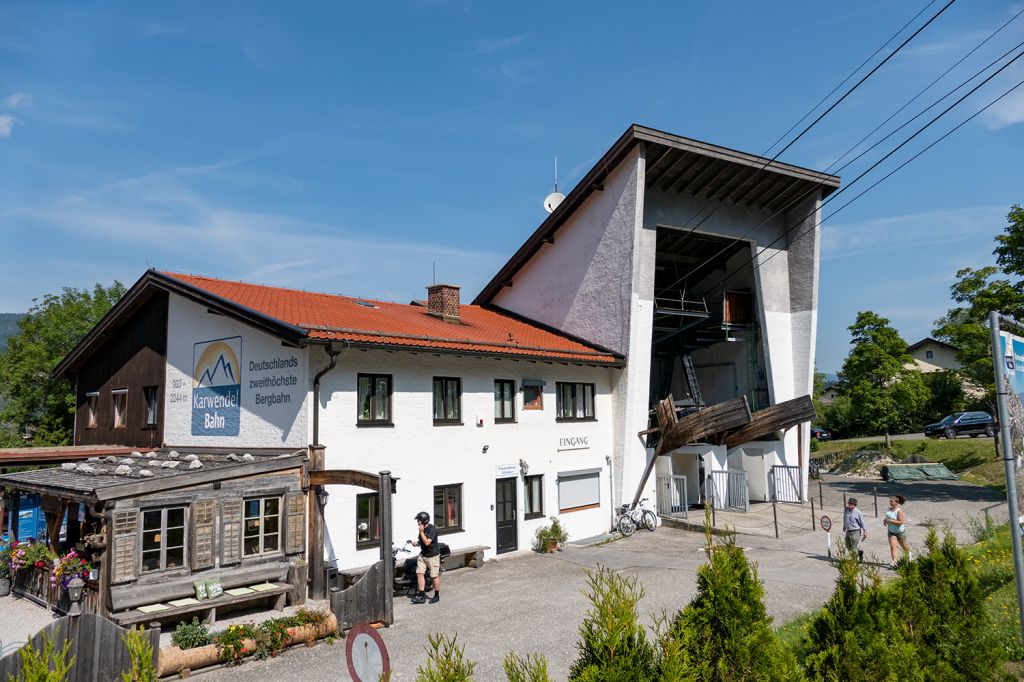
[190,499,217,571]
[220,499,243,566]
[111,509,139,584]
[284,492,306,555]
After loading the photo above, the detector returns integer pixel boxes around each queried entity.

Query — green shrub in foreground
[415,633,476,682]
[667,531,796,681]
[568,567,656,681]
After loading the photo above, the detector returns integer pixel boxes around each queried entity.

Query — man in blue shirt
[843,498,867,561]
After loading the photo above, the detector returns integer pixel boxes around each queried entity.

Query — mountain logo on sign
[193,339,241,389]
[198,354,236,387]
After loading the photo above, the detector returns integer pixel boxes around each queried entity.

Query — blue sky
[2,1,1023,373]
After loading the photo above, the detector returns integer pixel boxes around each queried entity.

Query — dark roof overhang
[52,270,309,379]
[474,124,841,305]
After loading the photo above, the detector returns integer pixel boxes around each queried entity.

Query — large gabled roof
[474,124,841,305]
[54,270,620,378]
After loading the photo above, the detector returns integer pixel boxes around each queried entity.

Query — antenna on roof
[432,261,436,285]
[543,156,565,214]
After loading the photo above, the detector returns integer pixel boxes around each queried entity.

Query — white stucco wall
[311,348,618,570]
[164,295,309,449]
[909,343,960,373]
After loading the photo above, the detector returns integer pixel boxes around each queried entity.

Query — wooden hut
[0,448,307,626]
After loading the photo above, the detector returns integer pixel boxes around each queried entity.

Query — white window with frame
[524,475,544,519]
[141,506,186,572]
[85,392,99,429]
[558,469,601,513]
[111,388,128,429]
[243,497,281,556]
[556,382,595,421]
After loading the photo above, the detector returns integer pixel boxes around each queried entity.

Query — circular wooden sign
[346,623,390,682]
[820,515,832,532]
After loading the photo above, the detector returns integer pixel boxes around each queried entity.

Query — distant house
[818,385,841,405]
[906,338,961,373]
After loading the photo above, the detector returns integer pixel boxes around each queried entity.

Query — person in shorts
[884,495,910,568]
[842,497,867,561]
[411,511,440,604]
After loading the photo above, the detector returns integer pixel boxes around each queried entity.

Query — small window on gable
[112,389,128,429]
[143,386,159,427]
[926,350,934,359]
[85,392,99,429]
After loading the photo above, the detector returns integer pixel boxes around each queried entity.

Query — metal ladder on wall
[745,324,758,411]
[682,354,704,408]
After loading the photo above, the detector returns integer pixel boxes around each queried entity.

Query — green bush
[415,633,476,682]
[120,626,156,682]
[568,567,656,681]
[891,527,1001,680]
[503,652,551,682]
[171,618,211,650]
[11,628,74,682]
[803,556,922,681]
[666,531,796,681]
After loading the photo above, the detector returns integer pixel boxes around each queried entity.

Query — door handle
[512,510,516,520]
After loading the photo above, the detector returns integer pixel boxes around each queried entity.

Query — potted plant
[534,516,569,553]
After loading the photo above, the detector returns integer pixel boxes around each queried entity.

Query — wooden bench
[113,583,291,627]
[340,545,490,590]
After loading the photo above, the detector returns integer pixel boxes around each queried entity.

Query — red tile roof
[161,272,618,364]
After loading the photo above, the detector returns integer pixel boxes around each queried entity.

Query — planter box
[12,565,53,606]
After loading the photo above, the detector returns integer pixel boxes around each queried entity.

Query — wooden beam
[657,396,752,455]
[309,469,381,491]
[308,445,326,600]
[722,395,816,448]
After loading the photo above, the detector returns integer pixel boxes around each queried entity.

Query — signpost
[989,311,1024,650]
[346,623,390,682]
[820,515,833,558]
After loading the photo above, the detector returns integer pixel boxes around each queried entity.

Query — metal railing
[656,475,688,519]
[769,465,802,503]
[707,470,749,512]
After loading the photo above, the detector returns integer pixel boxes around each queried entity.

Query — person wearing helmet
[411,511,440,604]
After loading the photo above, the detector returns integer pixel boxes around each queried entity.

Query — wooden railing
[12,566,101,615]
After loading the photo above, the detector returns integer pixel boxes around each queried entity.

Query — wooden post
[798,424,805,501]
[811,498,816,531]
[0,490,6,538]
[873,487,879,517]
[819,481,823,509]
[772,501,779,539]
[379,471,394,626]
[308,445,327,600]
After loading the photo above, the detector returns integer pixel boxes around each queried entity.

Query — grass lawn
[815,436,1006,490]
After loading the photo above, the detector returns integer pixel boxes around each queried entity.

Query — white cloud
[6,161,505,305]
[0,114,18,138]
[460,34,526,57]
[821,205,1007,260]
[3,92,31,108]
[982,89,1024,130]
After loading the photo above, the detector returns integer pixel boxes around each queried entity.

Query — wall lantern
[315,486,329,507]
[519,459,529,477]
[67,576,85,616]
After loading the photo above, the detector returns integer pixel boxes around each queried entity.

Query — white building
[54,123,837,590]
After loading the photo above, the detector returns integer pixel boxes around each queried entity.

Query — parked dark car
[924,411,995,439]
[810,427,832,441]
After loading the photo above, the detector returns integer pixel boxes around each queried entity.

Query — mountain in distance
[198,353,237,387]
[0,313,24,352]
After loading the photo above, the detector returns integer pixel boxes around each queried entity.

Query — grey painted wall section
[492,147,644,357]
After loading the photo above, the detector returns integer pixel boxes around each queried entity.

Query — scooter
[392,539,451,596]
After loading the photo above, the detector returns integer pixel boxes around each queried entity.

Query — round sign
[346,623,390,682]
[820,515,832,532]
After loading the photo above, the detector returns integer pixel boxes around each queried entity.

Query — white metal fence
[656,474,688,519]
[769,465,802,503]
[706,470,749,512]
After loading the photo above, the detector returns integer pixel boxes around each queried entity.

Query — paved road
[195,476,1004,681]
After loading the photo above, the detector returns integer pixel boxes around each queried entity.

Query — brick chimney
[427,284,461,323]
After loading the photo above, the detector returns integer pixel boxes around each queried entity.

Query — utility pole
[988,310,1024,651]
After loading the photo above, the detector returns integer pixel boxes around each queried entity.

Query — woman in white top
[883,495,909,567]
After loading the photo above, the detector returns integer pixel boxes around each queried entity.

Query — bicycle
[615,498,658,537]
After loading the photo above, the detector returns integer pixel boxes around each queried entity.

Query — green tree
[838,311,929,436]
[667,530,796,681]
[919,370,967,424]
[0,282,125,445]
[803,557,922,681]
